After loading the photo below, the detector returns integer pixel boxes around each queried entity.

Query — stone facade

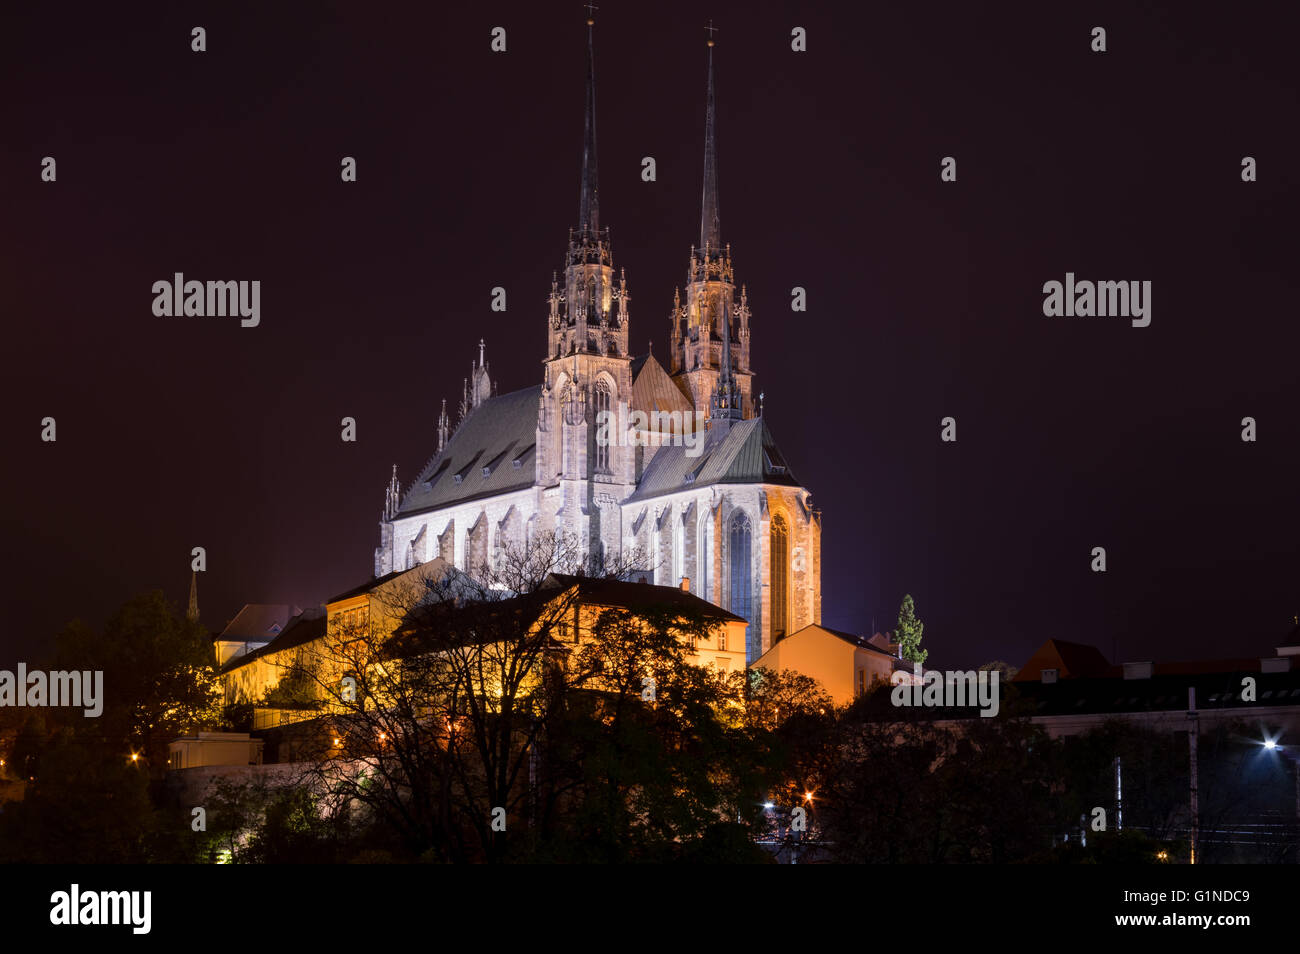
[373,27,821,663]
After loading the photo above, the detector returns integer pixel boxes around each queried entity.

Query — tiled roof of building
[810,624,899,658]
[326,560,454,605]
[219,609,327,674]
[382,574,743,661]
[1013,638,1113,682]
[626,417,800,502]
[398,385,541,516]
[546,573,745,622]
[217,604,302,643]
[1012,670,1300,717]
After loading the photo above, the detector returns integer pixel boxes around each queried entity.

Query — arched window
[771,514,789,643]
[673,518,684,587]
[559,385,573,474]
[594,380,612,472]
[701,519,712,602]
[729,511,752,660]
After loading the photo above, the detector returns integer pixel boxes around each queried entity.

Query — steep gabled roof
[626,417,800,502]
[760,624,899,662]
[397,385,540,516]
[219,609,327,674]
[1013,639,1112,682]
[631,352,694,418]
[546,573,745,622]
[217,604,302,643]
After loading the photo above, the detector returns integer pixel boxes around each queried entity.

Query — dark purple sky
[2,1,1297,670]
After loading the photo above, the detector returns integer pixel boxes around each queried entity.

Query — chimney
[680,576,690,592]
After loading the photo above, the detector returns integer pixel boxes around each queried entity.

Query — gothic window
[496,507,521,572]
[728,511,752,660]
[594,380,612,472]
[673,519,684,587]
[701,519,712,602]
[559,385,573,473]
[771,514,789,643]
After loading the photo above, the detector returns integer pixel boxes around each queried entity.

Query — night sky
[2,2,1297,670]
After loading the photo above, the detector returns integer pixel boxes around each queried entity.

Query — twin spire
[576,15,722,257]
[577,13,599,239]
[698,33,741,422]
[699,37,722,255]
[573,15,740,423]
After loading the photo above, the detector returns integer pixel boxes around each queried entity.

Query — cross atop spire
[699,31,721,255]
[577,13,599,239]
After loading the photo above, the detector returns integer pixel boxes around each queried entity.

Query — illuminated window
[771,514,789,642]
[729,511,753,660]
[594,381,612,472]
[701,521,711,601]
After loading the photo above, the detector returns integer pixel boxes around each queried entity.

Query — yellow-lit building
[752,624,900,707]
[220,559,452,712]
[542,574,749,675]
[218,561,747,727]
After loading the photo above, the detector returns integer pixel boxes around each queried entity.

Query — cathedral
[374,20,821,664]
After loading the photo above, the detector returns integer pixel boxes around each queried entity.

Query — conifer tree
[895,594,927,665]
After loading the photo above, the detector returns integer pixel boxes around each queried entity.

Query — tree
[282,530,780,862]
[0,729,157,863]
[895,594,927,665]
[52,591,222,775]
[288,531,655,862]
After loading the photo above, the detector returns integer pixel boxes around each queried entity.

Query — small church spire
[437,398,449,453]
[383,464,401,521]
[186,570,199,623]
[577,9,599,240]
[699,24,721,255]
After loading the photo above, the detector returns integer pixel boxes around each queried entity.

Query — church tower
[536,13,636,564]
[668,36,754,421]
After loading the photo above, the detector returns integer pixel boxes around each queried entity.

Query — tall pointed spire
[699,30,721,254]
[578,11,599,239]
[186,570,199,623]
[703,26,741,424]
